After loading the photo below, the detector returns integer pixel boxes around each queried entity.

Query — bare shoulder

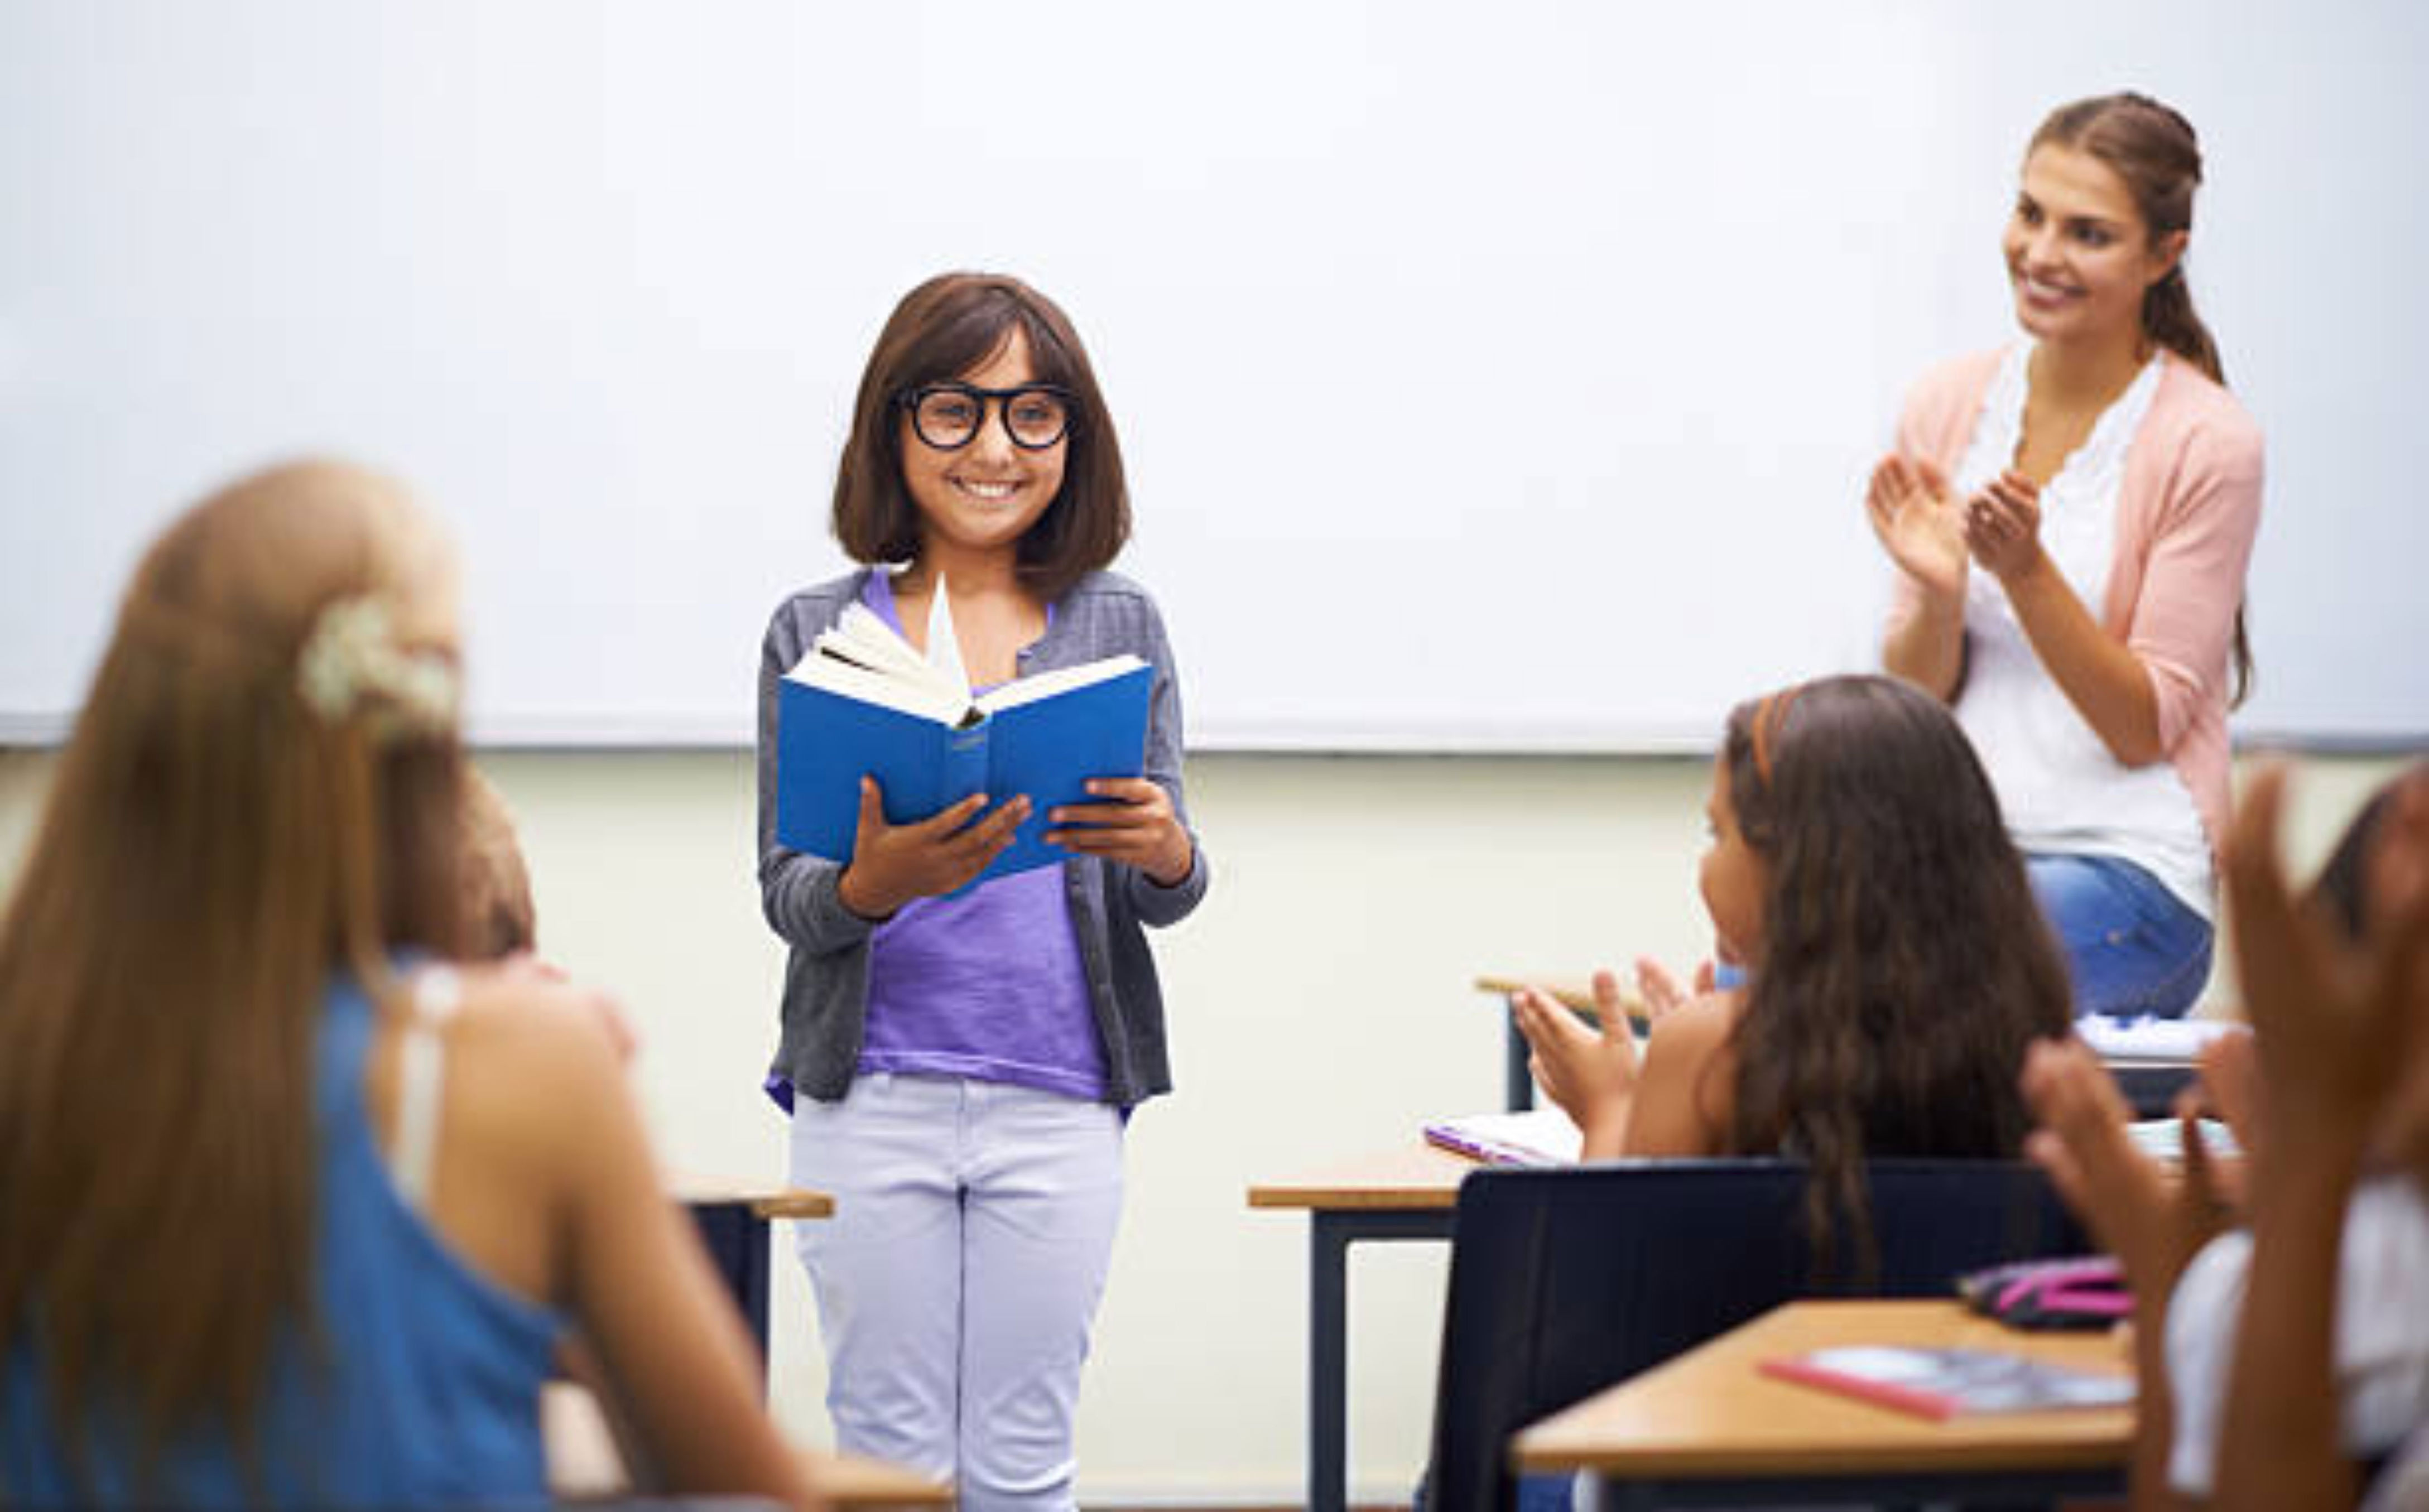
[434,964,633,1152]
[1639,990,1743,1147]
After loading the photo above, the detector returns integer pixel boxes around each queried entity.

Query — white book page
[783,652,967,725]
[926,576,971,695]
[806,600,971,713]
[820,604,951,681]
[977,654,1148,714]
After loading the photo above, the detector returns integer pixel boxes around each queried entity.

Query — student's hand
[2226,764,2429,1158]
[1633,956,1716,1021]
[837,777,1028,919]
[1512,970,1638,1138]
[1046,777,1194,887]
[2194,1026,2262,1187]
[1866,453,1969,602]
[1962,469,2048,585]
[2021,1036,2225,1301]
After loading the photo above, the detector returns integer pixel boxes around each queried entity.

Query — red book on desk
[1758,1345,2133,1422]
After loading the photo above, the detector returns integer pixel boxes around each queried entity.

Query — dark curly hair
[1721,675,2073,1277]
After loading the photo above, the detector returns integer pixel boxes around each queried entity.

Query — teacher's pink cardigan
[1889,347,2266,866]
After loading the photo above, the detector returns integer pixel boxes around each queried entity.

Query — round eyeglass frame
[897,382,1075,451]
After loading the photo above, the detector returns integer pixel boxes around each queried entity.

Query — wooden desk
[1248,1145,1474,1512]
[545,1380,950,1508]
[667,1171,833,1386]
[1514,1298,2132,1508]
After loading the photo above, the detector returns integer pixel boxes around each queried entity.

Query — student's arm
[455,985,824,1510]
[2206,766,2427,1511]
[2021,1039,2215,1512]
[2211,1146,2363,1512]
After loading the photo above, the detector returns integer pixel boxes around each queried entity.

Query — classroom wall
[0,745,2404,1501]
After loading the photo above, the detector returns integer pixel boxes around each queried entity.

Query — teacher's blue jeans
[2026,853,2213,1019]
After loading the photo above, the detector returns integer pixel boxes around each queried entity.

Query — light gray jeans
[788,1072,1123,1512]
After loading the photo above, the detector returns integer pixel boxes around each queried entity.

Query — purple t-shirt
[849,573,1106,1100]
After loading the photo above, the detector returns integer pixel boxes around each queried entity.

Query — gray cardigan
[756,569,1209,1106]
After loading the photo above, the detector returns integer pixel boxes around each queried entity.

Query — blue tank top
[3,971,566,1506]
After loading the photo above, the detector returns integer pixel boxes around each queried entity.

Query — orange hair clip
[1750,684,1802,786]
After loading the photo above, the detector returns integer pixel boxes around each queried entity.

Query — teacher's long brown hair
[2032,92,2254,707]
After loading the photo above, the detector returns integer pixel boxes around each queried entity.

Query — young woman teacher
[1867,92,2264,1019]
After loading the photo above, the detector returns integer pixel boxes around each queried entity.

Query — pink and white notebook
[1759,1345,2132,1421]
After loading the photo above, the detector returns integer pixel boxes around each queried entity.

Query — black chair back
[1424,1157,2088,1512]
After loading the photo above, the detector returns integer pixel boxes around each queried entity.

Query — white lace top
[1950,344,2215,919]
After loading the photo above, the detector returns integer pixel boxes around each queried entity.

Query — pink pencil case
[1956,1255,2133,1331]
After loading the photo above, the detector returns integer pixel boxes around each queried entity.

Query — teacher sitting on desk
[1867,92,2262,1019]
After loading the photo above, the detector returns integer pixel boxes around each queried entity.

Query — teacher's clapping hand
[1964,469,2050,585]
[1865,454,1969,603]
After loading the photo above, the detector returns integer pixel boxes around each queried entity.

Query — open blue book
[774,596,1152,887]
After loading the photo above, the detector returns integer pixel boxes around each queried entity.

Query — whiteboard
[4,0,2424,750]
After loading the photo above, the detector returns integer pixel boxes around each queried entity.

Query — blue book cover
[774,606,1152,887]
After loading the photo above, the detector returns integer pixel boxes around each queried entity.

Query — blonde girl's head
[0,459,473,1484]
[1718,675,2073,1274]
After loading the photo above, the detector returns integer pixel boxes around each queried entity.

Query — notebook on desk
[1422,1107,1583,1167]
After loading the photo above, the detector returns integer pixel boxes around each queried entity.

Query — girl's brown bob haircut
[830,272,1131,602]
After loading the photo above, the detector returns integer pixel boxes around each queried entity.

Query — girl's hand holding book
[837,777,1029,919]
[1046,777,1193,887]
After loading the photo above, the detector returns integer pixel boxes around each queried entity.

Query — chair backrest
[1423,1157,2088,1512]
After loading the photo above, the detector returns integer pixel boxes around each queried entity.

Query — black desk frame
[687,1200,778,1388]
[1304,1208,1456,1512]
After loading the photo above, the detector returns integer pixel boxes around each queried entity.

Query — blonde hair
[0,459,473,1485]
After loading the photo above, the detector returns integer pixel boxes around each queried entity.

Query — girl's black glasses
[898,383,1072,451]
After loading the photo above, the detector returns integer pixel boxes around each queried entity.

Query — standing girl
[1865,92,2264,1018]
[1512,674,2074,1263]
[756,273,1206,1510]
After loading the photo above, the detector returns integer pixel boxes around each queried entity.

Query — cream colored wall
[0,745,2407,1503]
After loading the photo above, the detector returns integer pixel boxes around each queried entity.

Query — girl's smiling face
[898,326,1066,558]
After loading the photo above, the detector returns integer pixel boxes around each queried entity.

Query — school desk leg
[1506,1018,1535,1113]
[1306,1210,1456,1512]
[686,1200,772,1394]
